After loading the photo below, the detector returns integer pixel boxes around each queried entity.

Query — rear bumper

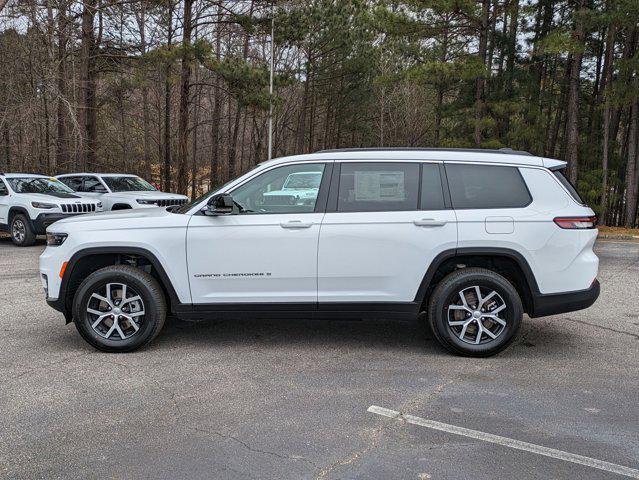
[529,279,600,318]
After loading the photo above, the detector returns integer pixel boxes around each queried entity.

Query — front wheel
[11,214,36,246]
[72,265,167,352]
[427,267,523,357]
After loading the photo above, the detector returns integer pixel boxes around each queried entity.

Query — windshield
[7,177,75,194]
[102,176,157,192]
[283,173,322,189]
[173,164,265,214]
[173,179,235,214]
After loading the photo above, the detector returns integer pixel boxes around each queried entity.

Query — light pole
[267,3,275,160]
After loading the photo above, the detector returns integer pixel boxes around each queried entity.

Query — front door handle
[414,218,447,227]
[280,220,313,229]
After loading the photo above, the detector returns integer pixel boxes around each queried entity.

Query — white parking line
[368,405,639,479]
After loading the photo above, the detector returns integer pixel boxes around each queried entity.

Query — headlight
[32,202,57,209]
[46,232,68,246]
[97,202,103,208]
[137,199,157,205]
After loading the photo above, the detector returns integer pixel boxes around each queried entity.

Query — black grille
[61,203,96,214]
[154,199,186,207]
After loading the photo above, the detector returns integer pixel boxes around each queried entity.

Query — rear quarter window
[445,164,532,209]
[553,170,585,204]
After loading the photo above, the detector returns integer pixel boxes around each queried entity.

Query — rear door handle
[413,218,447,227]
[280,220,313,229]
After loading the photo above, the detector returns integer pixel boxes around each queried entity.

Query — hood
[54,207,170,225]
[48,206,192,233]
[15,192,83,201]
[107,190,189,200]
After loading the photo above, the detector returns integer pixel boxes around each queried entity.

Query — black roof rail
[316,147,533,157]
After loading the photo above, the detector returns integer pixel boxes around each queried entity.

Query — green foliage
[208,57,272,109]
[535,29,584,55]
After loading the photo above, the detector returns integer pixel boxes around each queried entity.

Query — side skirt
[174,302,421,321]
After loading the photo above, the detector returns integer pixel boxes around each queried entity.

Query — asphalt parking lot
[1,238,638,480]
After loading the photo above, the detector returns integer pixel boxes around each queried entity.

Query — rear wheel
[10,214,36,246]
[427,267,523,357]
[72,265,166,352]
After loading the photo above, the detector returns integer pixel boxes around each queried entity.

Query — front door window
[231,164,326,214]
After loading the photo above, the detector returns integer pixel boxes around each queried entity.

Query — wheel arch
[415,247,540,315]
[59,247,180,323]
[8,206,32,224]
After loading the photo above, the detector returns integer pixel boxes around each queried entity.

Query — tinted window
[59,176,83,191]
[6,177,75,194]
[0,179,7,196]
[231,163,326,214]
[337,163,419,212]
[446,164,531,209]
[553,170,584,204]
[103,176,156,192]
[420,163,445,210]
[83,176,107,193]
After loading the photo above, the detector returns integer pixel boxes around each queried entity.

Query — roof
[318,147,534,156]
[261,148,566,170]
[0,173,49,178]
[56,173,138,177]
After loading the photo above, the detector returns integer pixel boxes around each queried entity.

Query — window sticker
[354,171,406,202]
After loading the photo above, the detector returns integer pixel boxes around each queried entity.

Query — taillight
[553,216,597,229]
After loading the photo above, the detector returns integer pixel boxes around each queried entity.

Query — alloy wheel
[446,285,507,345]
[86,283,145,340]
[12,219,26,243]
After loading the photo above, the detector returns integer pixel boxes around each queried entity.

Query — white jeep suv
[0,173,103,246]
[56,173,189,210]
[40,149,599,356]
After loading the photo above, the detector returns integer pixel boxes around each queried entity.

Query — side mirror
[205,193,234,215]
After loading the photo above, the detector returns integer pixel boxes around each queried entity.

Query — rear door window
[82,176,106,193]
[59,176,83,191]
[445,164,531,209]
[0,179,8,196]
[337,162,419,212]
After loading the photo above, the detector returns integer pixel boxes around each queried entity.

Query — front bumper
[46,297,72,323]
[529,279,600,318]
[32,213,78,235]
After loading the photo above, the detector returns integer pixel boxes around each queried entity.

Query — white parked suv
[40,148,600,356]
[56,173,189,210]
[0,173,103,246]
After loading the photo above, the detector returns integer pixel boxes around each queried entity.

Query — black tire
[72,265,167,352]
[10,213,36,246]
[427,267,523,357]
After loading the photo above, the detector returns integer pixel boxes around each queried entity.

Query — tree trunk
[176,0,193,195]
[210,8,222,186]
[79,0,98,171]
[624,96,639,228]
[564,0,586,184]
[600,20,616,223]
[56,1,69,172]
[503,0,519,134]
[474,0,490,147]
[136,6,152,180]
[163,0,174,191]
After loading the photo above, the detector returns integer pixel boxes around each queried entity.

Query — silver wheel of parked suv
[10,214,36,246]
[427,267,522,357]
[73,265,167,352]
